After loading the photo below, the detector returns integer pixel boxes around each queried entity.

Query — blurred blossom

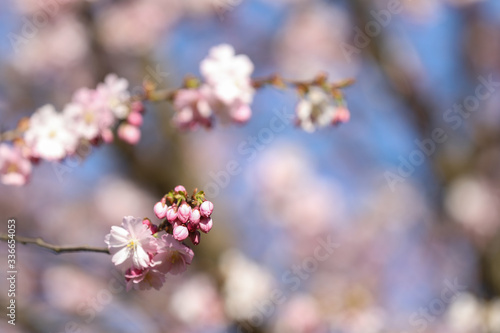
[0,144,32,186]
[24,104,78,161]
[96,74,131,120]
[249,142,345,236]
[11,15,88,74]
[261,0,310,6]
[366,181,428,231]
[332,307,387,333]
[42,265,105,312]
[181,0,226,15]
[444,0,485,7]
[200,44,255,124]
[488,299,500,332]
[170,274,226,327]
[274,3,354,79]
[295,87,350,132]
[445,293,484,332]
[12,0,84,14]
[273,294,326,333]
[96,1,178,55]
[445,176,500,239]
[64,88,115,141]
[93,176,157,224]
[173,87,213,130]
[219,249,276,320]
[386,0,443,21]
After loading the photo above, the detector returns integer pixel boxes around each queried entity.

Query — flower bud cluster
[154,185,214,245]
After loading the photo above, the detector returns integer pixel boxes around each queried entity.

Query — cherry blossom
[97,74,132,119]
[24,105,78,161]
[103,186,214,291]
[104,216,157,270]
[124,267,166,291]
[173,88,213,130]
[0,144,32,186]
[153,234,194,275]
[295,86,350,132]
[64,88,115,141]
[200,44,255,124]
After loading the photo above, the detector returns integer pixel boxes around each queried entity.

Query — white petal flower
[0,144,32,186]
[104,216,157,270]
[200,44,255,123]
[64,88,115,141]
[97,74,131,119]
[295,87,339,132]
[24,105,78,160]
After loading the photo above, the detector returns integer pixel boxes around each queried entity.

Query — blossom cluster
[0,74,142,186]
[0,43,352,187]
[295,86,350,132]
[173,44,255,130]
[104,186,214,291]
[171,44,351,132]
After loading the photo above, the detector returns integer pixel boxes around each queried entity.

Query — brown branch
[0,234,110,254]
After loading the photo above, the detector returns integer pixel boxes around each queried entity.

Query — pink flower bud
[187,221,197,232]
[127,111,143,127]
[173,223,189,241]
[174,185,187,194]
[118,124,141,145]
[142,218,158,234]
[230,103,252,123]
[166,206,178,223]
[178,203,191,223]
[200,200,214,217]
[154,199,168,219]
[190,208,201,224]
[332,106,350,125]
[189,231,200,245]
[199,217,213,233]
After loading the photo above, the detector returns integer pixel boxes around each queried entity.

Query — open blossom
[173,87,213,130]
[24,104,78,160]
[153,234,194,275]
[200,44,255,124]
[295,87,350,132]
[124,267,166,291]
[104,216,157,270]
[64,88,115,141]
[0,144,32,186]
[103,187,213,291]
[97,74,131,119]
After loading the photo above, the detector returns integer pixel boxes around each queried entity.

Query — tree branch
[0,234,110,254]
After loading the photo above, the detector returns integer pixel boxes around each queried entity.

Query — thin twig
[0,234,110,254]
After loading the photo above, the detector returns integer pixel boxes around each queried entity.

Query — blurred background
[1,0,500,332]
